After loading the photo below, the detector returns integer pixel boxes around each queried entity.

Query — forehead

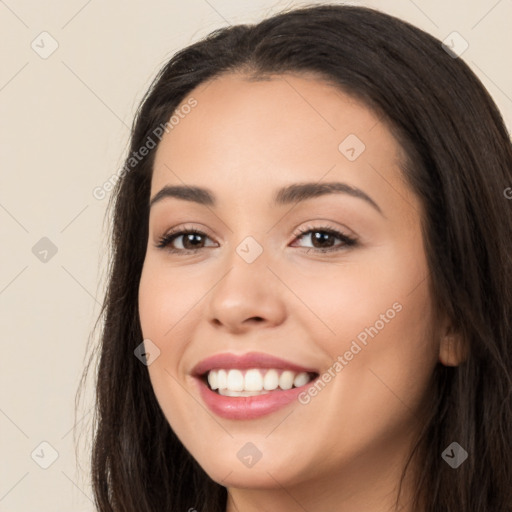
[150,72,409,212]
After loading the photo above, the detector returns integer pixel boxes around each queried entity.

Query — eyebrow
[149,182,383,215]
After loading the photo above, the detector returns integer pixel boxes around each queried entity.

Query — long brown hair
[79,4,512,510]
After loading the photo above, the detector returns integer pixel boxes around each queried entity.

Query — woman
[82,4,512,511]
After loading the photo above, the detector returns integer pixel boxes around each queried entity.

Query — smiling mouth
[201,368,319,396]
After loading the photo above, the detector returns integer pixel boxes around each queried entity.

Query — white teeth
[217,369,227,389]
[226,369,244,391]
[207,371,218,390]
[279,370,295,390]
[244,369,263,391]
[263,369,279,390]
[293,372,310,387]
[205,368,315,394]
[218,389,270,396]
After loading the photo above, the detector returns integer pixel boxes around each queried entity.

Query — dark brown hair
[79,3,512,511]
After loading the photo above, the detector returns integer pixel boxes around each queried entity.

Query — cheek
[138,258,207,342]
[138,258,212,422]
[288,240,437,408]
[284,242,427,346]
[333,297,437,452]
[324,274,437,437]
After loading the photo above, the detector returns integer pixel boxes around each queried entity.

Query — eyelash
[155,224,358,255]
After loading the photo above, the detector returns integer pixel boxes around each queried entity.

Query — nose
[206,244,287,334]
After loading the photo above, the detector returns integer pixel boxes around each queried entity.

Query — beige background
[0,1,510,510]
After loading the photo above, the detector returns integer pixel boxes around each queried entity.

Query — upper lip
[192,351,319,377]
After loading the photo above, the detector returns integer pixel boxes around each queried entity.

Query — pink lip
[191,351,319,420]
[191,351,318,376]
[194,376,318,420]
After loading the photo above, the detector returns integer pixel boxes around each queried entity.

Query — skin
[138,72,464,512]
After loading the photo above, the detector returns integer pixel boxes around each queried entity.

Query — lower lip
[195,377,316,420]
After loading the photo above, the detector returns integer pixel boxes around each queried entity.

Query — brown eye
[292,226,358,253]
[156,229,216,253]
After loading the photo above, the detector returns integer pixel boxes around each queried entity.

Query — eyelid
[159,223,217,241]
[291,220,356,239]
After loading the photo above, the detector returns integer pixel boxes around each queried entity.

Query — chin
[191,446,307,490]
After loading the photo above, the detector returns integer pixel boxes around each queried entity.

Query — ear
[438,321,467,367]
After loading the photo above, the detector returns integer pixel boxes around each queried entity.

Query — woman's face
[138,73,440,501]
